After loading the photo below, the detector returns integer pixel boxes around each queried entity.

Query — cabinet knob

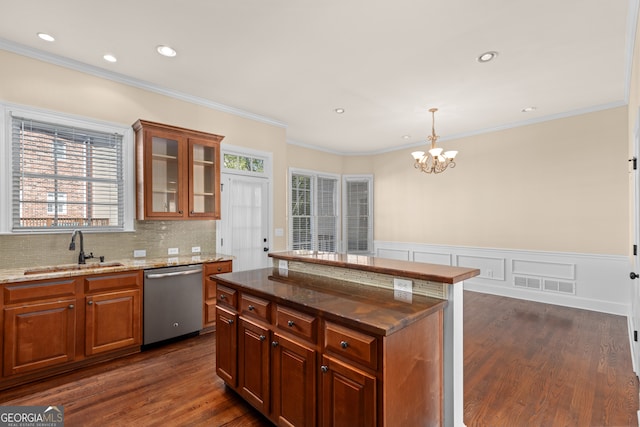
[217,267,222,272]
[87,300,93,305]
[321,365,329,373]
[220,294,226,300]
[227,319,234,325]
[248,305,255,311]
[340,340,349,349]
[68,304,75,309]
[287,320,295,327]
[190,211,195,215]
[259,335,266,341]
[178,210,183,214]
[271,341,279,347]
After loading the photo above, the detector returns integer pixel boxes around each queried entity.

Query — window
[343,175,373,254]
[47,193,67,215]
[289,170,339,251]
[223,153,265,174]
[1,105,134,233]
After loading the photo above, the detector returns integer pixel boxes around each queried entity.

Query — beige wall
[0,47,632,269]
[357,107,628,255]
[0,50,288,269]
[286,107,629,256]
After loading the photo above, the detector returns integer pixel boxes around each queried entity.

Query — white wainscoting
[375,241,630,316]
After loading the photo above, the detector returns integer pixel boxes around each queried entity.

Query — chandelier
[411,108,458,174]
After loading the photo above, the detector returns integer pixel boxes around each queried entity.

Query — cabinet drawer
[324,322,378,370]
[240,293,271,323]
[276,305,317,342]
[217,284,237,310]
[4,279,76,305]
[205,260,232,276]
[84,271,141,294]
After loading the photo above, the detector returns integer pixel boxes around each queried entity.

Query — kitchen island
[213,251,479,427]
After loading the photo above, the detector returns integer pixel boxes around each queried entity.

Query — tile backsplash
[0,221,217,269]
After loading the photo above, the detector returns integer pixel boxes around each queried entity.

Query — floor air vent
[513,275,542,290]
[543,279,575,295]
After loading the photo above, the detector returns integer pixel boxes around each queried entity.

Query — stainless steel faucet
[69,230,94,264]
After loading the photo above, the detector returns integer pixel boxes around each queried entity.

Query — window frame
[342,175,374,254]
[0,103,135,234]
[288,168,341,252]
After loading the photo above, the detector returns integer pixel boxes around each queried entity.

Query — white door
[631,109,640,374]
[218,173,270,272]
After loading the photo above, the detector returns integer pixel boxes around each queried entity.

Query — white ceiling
[0,0,634,154]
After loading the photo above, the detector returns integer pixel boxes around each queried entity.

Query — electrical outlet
[191,246,201,253]
[393,278,413,293]
[168,247,179,255]
[394,290,413,303]
[486,269,493,278]
[133,249,146,258]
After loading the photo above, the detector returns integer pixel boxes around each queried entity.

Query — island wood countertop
[214,268,448,336]
[269,250,480,284]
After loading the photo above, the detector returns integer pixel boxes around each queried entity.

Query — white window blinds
[11,116,125,230]
[290,172,339,252]
[343,176,373,254]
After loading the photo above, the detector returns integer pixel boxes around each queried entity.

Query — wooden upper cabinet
[133,120,224,220]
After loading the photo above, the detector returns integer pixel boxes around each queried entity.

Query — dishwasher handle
[145,267,203,279]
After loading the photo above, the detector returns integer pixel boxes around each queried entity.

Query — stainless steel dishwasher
[143,264,203,346]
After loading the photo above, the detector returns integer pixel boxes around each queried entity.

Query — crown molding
[0,38,287,130]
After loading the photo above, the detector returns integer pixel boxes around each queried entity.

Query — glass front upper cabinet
[133,120,223,220]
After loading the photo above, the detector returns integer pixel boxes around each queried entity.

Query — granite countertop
[269,250,480,284]
[214,268,448,336]
[0,254,233,285]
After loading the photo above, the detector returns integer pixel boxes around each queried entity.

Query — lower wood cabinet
[272,333,317,427]
[238,318,270,413]
[214,277,445,427]
[1,270,142,389]
[203,260,233,329]
[320,355,376,427]
[3,298,77,376]
[215,306,237,387]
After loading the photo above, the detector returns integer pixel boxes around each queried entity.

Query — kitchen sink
[24,261,125,275]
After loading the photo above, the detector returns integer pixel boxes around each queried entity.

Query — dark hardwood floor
[464,291,638,427]
[0,291,637,426]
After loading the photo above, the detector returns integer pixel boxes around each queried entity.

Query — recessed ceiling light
[156,45,177,57]
[334,108,345,114]
[402,135,411,140]
[477,51,498,63]
[37,32,55,42]
[521,106,537,113]
[103,54,117,63]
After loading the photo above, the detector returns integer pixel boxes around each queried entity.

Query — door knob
[632,272,639,280]
[263,247,269,252]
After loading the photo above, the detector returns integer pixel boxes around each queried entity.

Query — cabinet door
[238,318,270,413]
[320,355,376,427]
[272,333,317,427]
[216,307,238,386]
[85,289,141,356]
[188,138,220,219]
[3,299,76,376]
[145,129,186,218]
